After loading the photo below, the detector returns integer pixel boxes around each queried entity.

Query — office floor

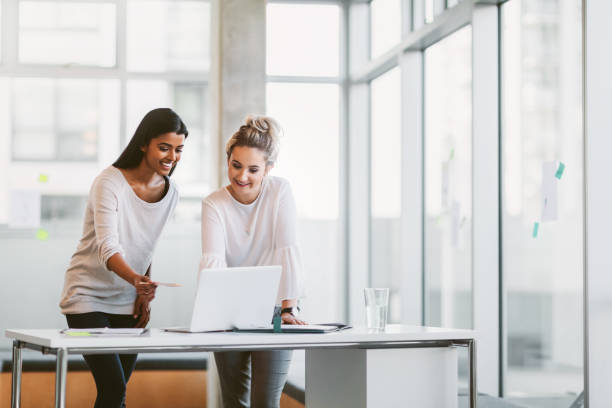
[0,370,303,408]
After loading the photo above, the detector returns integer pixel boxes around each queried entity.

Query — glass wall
[424,25,472,330]
[0,0,210,348]
[370,0,401,59]
[370,67,402,323]
[266,3,343,322]
[501,0,583,404]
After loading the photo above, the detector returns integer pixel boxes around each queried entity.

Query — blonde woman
[200,115,304,407]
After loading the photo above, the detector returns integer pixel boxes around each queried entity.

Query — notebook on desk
[164,265,281,333]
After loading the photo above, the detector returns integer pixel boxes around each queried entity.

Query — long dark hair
[113,108,188,176]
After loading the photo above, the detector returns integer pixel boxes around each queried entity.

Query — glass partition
[127,0,210,72]
[370,0,401,59]
[501,0,583,404]
[19,1,116,66]
[267,3,339,77]
[370,66,402,323]
[424,25,472,330]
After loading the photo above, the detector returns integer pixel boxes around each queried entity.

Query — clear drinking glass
[364,288,389,331]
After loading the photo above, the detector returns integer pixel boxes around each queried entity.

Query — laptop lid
[188,265,282,332]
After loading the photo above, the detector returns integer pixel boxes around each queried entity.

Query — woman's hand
[133,295,151,328]
[133,274,157,299]
[281,312,306,325]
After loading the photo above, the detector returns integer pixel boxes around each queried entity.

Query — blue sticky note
[532,222,539,238]
[555,162,565,179]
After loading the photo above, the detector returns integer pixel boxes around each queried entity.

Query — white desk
[6,325,476,408]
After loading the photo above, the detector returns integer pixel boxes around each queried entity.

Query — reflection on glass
[12,78,118,161]
[266,82,342,321]
[424,26,472,329]
[370,0,401,59]
[370,67,401,323]
[127,1,210,72]
[267,3,339,77]
[19,1,116,66]
[126,81,208,185]
[502,0,583,404]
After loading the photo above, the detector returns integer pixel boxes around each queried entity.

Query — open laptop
[165,265,281,333]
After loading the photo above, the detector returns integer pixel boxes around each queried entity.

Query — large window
[266,2,343,322]
[370,0,401,59]
[0,0,210,348]
[370,66,402,323]
[424,25,472,330]
[501,0,583,404]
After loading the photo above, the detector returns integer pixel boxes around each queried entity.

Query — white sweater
[199,176,304,304]
[59,166,178,315]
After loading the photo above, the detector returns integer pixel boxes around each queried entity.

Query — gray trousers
[214,349,293,408]
[214,307,293,408]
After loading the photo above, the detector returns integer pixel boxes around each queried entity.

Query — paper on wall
[9,190,41,229]
[541,162,558,222]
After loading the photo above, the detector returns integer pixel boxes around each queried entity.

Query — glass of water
[364,288,389,331]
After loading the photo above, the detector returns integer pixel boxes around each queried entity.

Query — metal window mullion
[472,3,500,397]
[339,0,350,323]
[399,50,424,325]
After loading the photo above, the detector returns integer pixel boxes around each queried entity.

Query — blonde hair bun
[226,115,282,165]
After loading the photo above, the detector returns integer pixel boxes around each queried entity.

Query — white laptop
[165,265,281,333]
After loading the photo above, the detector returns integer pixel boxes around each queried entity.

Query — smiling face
[227,145,271,204]
[141,132,186,176]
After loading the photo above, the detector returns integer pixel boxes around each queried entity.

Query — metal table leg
[469,339,477,408]
[11,340,24,408]
[55,348,68,408]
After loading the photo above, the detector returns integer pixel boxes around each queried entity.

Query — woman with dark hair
[59,108,188,408]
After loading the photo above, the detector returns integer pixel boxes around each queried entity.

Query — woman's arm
[275,181,305,324]
[91,175,156,294]
[200,200,227,270]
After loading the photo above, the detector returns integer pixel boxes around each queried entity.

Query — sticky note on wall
[532,222,539,238]
[555,162,565,179]
[9,190,41,229]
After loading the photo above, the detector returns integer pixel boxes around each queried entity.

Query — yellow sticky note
[36,229,49,241]
[38,174,49,183]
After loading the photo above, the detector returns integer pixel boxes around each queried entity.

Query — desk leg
[469,339,477,408]
[55,348,68,408]
[11,340,23,408]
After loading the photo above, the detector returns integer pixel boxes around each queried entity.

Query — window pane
[502,0,583,403]
[12,78,118,161]
[267,4,339,77]
[19,1,116,67]
[424,26,472,329]
[126,81,209,185]
[127,1,210,72]
[267,82,342,322]
[370,67,402,322]
[370,0,401,59]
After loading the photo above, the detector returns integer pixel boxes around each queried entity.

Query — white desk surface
[5,325,475,350]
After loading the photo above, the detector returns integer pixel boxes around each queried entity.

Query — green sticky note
[555,162,565,179]
[449,148,455,161]
[273,316,282,333]
[36,229,49,241]
[532,222,539,238]
[38,174,49,183]
[67,332,91,337]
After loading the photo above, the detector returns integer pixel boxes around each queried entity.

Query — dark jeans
[65,312,138,408]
